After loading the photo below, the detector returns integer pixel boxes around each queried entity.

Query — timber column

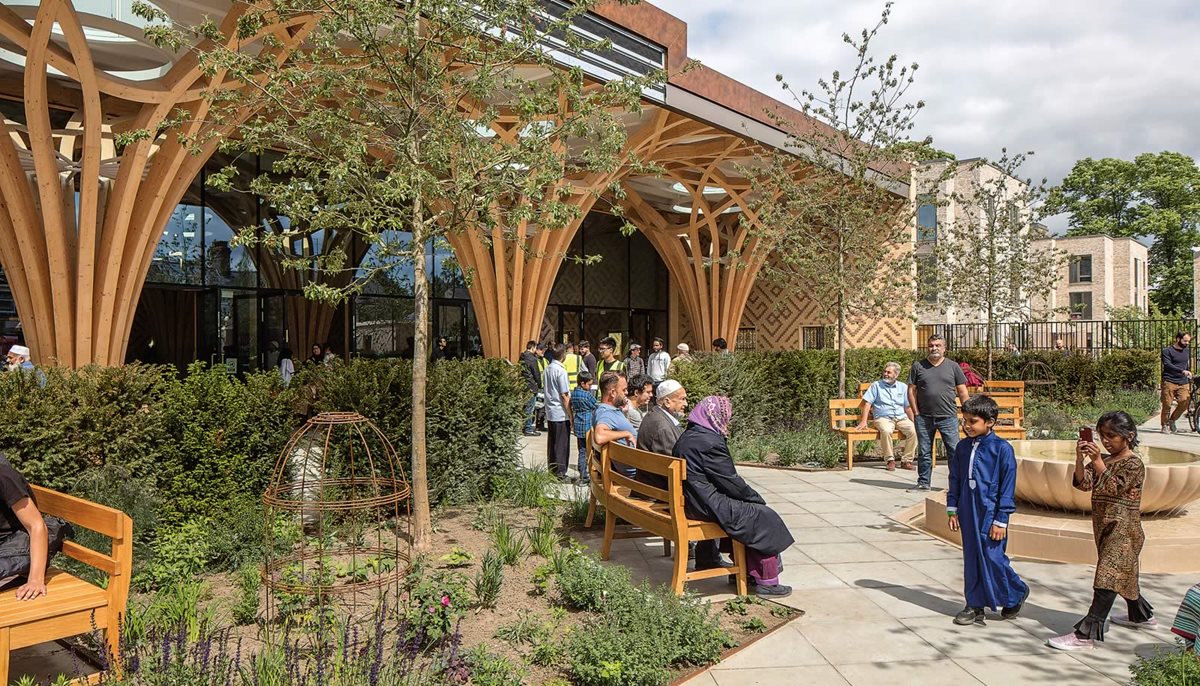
[0,1,314,366]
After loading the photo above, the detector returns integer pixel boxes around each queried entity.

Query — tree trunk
[837,296,847,399]
[410,198,432,553]
[986,308,994,381]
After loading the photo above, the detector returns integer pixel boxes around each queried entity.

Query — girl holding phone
[1047,411,1156,651]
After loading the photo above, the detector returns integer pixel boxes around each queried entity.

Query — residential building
[1030,235,1149,323]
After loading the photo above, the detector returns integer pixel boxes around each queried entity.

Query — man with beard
[1160,331,1192,433]
[592,371,636,477]
[907,335,970,491]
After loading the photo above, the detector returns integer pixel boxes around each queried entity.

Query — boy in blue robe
[947,395,1029,626]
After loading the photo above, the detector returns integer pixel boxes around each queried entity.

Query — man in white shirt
[542,343,573,480]
[646,337,672,382]
[855,361,917,471]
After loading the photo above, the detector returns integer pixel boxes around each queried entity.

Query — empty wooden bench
[599,442,749,596]
[0,486,133,685]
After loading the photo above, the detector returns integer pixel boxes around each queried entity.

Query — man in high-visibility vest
[563,342,583,390]
[535,343,548,431]
[596,336,625,379]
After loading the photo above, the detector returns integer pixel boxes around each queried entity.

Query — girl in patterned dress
[1048,411,1156,651]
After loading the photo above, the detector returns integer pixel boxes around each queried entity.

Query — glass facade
[0,157,670,369]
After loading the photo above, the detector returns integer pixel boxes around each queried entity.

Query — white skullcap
[676,343,690,352]
[656,379,683,400]
[8,345,29,357]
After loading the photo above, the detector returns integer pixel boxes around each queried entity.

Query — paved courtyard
[524,422,1198,686]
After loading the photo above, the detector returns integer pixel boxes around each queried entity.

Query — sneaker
[900,462,916,471]
[1001,586,1030,620]
[886,459,897,472]
[1111,614,1158,629]
[1160,424,1169,433]
[523,430,540,437]
[755,583,792,599]
[907,484,932,493]
[1170,421,1180,434]
[953,606,985,626]
[1046,632,1094,651]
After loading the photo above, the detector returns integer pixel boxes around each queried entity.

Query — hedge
[668,348,1160,439]
[0,358,526,527]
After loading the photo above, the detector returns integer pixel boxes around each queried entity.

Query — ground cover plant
[17,469,793,686]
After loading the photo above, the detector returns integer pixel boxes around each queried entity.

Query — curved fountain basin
[1012,440,1200,514]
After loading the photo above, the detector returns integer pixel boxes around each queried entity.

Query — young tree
[142,0,662,549]
[930,153,1065,377]
[744,3,921,397]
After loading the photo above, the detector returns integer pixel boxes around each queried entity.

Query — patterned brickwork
[740,278,914,350]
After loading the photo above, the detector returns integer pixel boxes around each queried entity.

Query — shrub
[400,569,471,646]
[464,646,526,686]
[1129,644,1200,685]
[554,554,634,612]
[135,519,213,591]
[527,511,559,558]
[493,467,558,508]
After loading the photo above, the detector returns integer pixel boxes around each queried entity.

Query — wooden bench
[831,393,1027,470]
[591,441,750,596]
[0,486,134,685]
[584,434,671,558]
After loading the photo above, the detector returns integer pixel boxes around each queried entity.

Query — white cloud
[649,0,1200,194]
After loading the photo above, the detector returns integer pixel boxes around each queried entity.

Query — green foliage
[740,617,767,633]
[1025,390,1160,439]
[299,358,525,505]
[439,546,474,568]
[464,646,527,686]
[764,428,843,469]
[472,502,503,532]
[231,564,262,626]
[723,595,761,616]
[1048,151,1200,314]
[561,488,595,527]
[1129,644,1200,685]
[527,511,560,558]
[401,568,471,646]
[136,520,213,591]
[554,554,632,612]
[145,580,217,643]
[728,435,772,464]
[493,467,558,509]
[491,519,526,567]
[472,551,504,609]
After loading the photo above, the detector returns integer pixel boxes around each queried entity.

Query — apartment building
[1030,234,1150,321]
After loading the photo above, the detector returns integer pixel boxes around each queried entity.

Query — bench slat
[0,570,107,629]
[31,486,125,539]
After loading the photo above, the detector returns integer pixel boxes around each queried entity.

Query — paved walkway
[522,430,1199,686]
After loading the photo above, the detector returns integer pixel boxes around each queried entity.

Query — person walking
[1047,411,1156,651]
[908,335,970,491]
[1159,331,1192,433]
[542,344,573,480]
[520,340,541,436]
[646,337,672,382]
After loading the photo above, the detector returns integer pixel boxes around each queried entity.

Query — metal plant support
[262,411,410,631]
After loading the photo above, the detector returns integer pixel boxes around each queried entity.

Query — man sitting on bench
[856,361,917,471]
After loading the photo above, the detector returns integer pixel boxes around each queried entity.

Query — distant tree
[744,2,919,397]
[1046,152,1200,315]
[931,152,1065,378]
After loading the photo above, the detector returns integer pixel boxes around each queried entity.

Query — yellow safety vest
[537,357,548,387]
[563,353,581,390]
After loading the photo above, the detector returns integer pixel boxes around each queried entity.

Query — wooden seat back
[829,398,864,430]
[982,380,1025,398]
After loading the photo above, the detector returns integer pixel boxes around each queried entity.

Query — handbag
[0,515,75,579]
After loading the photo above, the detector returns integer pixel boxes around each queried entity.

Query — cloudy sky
[650,0,1200,208]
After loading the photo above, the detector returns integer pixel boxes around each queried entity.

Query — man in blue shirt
[593,371,637,476]
[856,361,916,471]
[542,343,573,480]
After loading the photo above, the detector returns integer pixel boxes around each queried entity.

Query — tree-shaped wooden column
[621,167,773,351]
[0,1,316,366]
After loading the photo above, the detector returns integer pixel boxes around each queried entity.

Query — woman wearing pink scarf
[672,396,794,597]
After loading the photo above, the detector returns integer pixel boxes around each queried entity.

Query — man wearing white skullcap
[674,343,693,364]
[5,345,33,373]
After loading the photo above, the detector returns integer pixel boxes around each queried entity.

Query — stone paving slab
[519,433,1197,686]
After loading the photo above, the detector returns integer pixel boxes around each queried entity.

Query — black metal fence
[918,319,1199,355]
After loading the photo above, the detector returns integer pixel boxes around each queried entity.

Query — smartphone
[1079,426,1093,443]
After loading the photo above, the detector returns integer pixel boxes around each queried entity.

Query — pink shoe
[1046,633,1094,651]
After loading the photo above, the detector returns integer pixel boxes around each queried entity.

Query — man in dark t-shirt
[0,453,49,600]
[907,335,970,491]
[1160,331,1192,433]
